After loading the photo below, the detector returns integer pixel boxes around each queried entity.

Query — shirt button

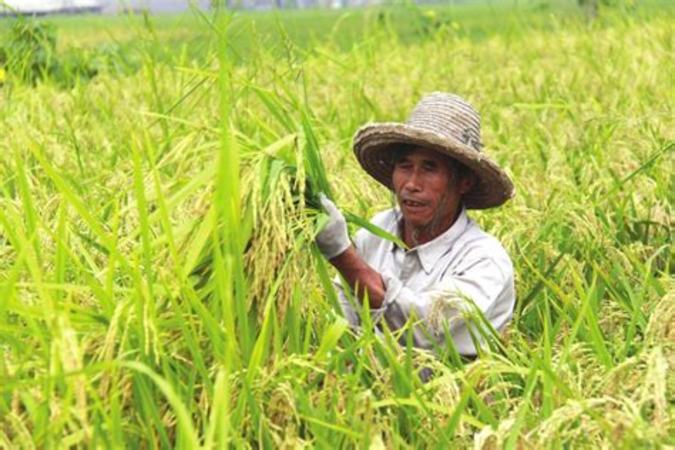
[400,253,415,280]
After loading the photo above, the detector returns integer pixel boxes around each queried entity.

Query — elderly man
[316,92,515,358]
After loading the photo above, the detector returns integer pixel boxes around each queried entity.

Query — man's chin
[402,216,432,230]
[400,207,432,223]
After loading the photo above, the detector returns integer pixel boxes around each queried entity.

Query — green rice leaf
[343,211,408,250]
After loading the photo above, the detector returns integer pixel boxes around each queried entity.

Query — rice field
[0,2,673,448]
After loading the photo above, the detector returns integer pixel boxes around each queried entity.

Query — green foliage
[0,3,672,448]
[0,19,94,85]
[0,18,140,87]
[0,19,58,82]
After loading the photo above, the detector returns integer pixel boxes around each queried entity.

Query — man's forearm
[328,246,386,309]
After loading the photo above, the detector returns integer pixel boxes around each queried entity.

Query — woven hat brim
[353,123,515,209]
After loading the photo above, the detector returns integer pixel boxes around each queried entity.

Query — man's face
[392,147,464,230]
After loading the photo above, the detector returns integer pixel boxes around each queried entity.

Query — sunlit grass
[0,3,672,448]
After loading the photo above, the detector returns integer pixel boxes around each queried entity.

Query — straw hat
[353,92,514,209]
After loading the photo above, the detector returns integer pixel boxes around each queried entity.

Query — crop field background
[0,1,673,448]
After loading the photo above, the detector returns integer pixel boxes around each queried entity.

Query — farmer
[315,92,515,357]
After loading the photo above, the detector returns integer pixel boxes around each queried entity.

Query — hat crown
[405,92,483,152]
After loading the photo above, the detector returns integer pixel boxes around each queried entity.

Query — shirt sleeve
[380,256,512,343]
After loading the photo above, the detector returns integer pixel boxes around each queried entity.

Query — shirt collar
[398,207,470,275]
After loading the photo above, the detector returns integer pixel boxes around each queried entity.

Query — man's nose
[403,169,422,191]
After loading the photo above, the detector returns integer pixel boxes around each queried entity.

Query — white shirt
[335,207,515,356]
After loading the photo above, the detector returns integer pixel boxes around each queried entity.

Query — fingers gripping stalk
[315,194,351,260]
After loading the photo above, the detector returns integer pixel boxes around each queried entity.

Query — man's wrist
[330,247,386,309]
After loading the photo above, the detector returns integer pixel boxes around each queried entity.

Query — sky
[1,1,212,13]
[100,1,211,13]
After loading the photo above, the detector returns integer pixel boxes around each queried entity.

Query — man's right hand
[315,194,351,260]
[315,194,386,308]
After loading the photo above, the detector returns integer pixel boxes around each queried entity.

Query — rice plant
[0,3,672,448]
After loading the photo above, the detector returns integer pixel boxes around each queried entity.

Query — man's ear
[458,173,477,195]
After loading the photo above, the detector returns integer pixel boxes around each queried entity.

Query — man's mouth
[401,198,428,210]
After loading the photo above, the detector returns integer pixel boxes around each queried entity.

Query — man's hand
[315,194,386,308]
[315,194,351,260]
